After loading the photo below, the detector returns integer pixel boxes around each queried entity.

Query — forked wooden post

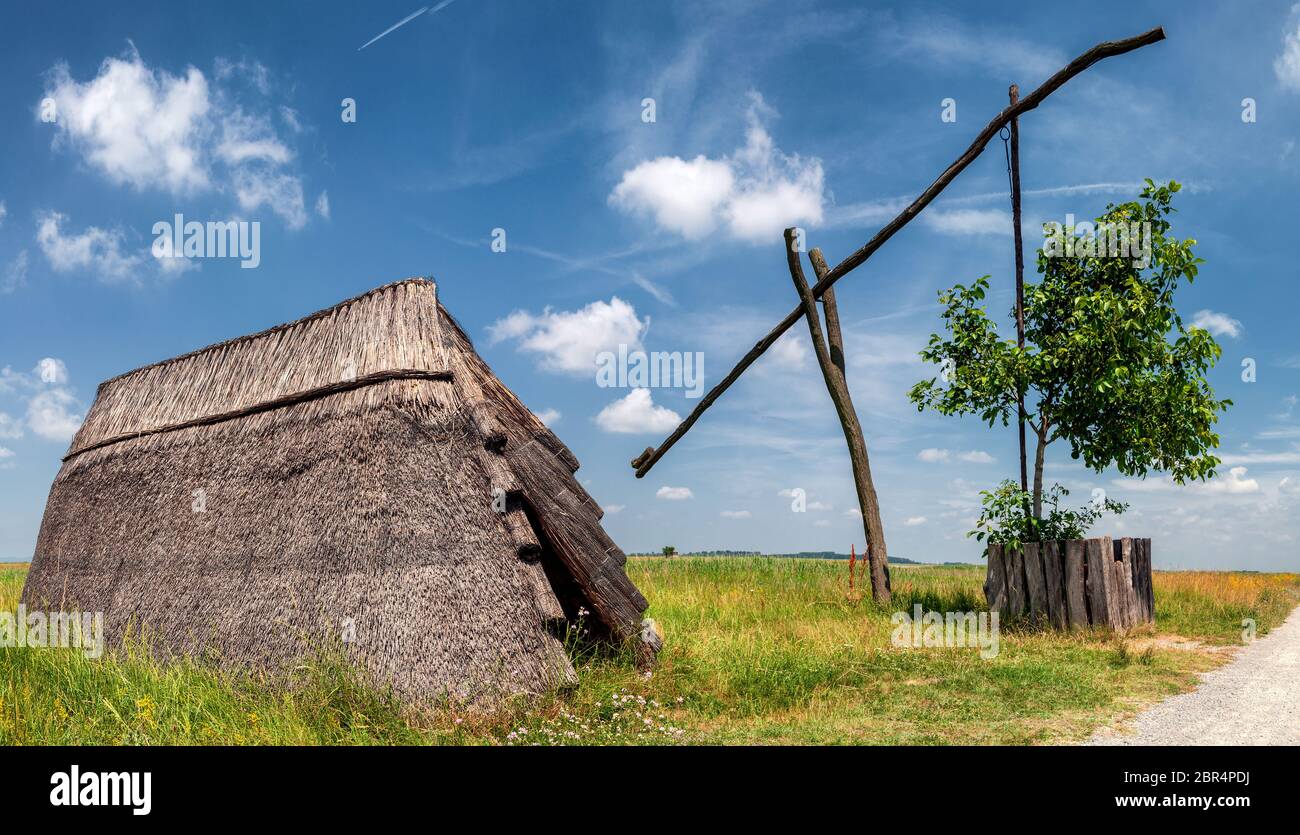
[780,237,890,603]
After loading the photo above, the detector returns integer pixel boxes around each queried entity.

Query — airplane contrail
[358,1,458,51]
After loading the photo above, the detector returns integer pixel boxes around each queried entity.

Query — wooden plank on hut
[984,543,1007,617]
[1064,539,1089,630]
[1024,541,1048,622]
[1005,546,1027,618]
[1041,540,1067,630]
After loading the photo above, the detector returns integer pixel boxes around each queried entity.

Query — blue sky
[1,0,1298,569]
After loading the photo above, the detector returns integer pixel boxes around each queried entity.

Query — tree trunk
[787,238,891,603]
[1032,425,1048,521]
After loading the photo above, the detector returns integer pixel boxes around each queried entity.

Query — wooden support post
[784,235,890,602]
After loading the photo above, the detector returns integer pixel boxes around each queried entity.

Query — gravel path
[1086,607,1300,745]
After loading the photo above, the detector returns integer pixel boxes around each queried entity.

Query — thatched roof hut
[21,278,654,705]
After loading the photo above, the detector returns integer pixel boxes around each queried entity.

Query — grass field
[2,558,1297,745]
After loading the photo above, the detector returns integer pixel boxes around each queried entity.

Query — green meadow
[2,559,1296,745]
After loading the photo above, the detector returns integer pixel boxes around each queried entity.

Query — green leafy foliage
[909,180,1231,519]
[970,480,1128,549]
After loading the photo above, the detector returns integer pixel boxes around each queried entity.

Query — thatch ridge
[95,276,436,390]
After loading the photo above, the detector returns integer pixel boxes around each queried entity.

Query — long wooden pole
[1010,84,1028,498]
[630,26,1165,478]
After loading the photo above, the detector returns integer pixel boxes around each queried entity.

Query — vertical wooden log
[1042,540,1068,630]
[1112,537,1140,629]
[1064,539,1089,630]
[788,240,891,603]
[1006,546,1027,618]
[1024,541,1048,623]
[1135,538,1155,623]
[984,543,1008,617]
[1086,536,1119,627]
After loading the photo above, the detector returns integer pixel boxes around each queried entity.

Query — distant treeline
[628,551,932,564]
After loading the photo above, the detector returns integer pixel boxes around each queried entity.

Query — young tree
[909,181,1230,523]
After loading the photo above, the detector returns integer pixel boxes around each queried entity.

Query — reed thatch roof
[22,278,654,705]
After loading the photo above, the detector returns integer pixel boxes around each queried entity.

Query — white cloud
[656,485,693,501]
[154,251,200,276]
[806,500,832,511]
[922,208,1011,237]
[1113,466,1260,495]
[489,297,648,376]
[36,212,143,282]
[604,504,626,515]
[595,388,681,434]
[215,108,292,166]
[1219,451,1300,466]
[880,16,1066,78]
[0,201,6,226]
[315,191,331,220]
[2,250,28,294]
[232,168,307,229]
[958,450,995,464]
[0,413,23,439]
[27,388,83,441]
[1276,6,1300,92]
[918,448,994,464]
[534,407,561,426]
[904,516,928,526]
[768,330,810,370]
[720,510,752,518]
[610,91,825,243]
[0,446,13,470]
[43,48,309,229]
[1190,309,1243,339]
[45,51,211,193]
[610,155,734,239]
